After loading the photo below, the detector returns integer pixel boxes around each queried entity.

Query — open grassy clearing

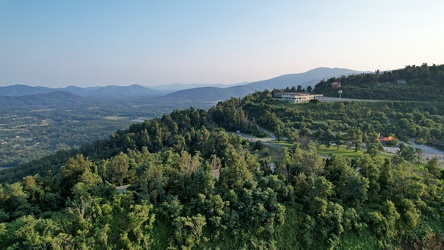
[103,116,129,121]
[0,128,25,132]
[268,140,395,160]
[39,119,50,126]
[317,144,364,158]
[269,140,293,147]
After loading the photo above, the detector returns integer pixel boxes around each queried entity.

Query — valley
[0,67,363,169]
[0,64,444,249]
[0,95,214,169]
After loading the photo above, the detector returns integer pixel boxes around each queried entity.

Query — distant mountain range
[0,67,365,103]
[149,82,247,92]
[0,84,55,97]
[63,84,163,98]
[247,67,363,90]
[0,91,86,108]
[156,67,364,103]
[0,84,163,99]
[158,85,258,103]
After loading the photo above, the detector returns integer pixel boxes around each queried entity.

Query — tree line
[314,63,444,101]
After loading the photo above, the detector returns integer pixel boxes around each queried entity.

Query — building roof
[279,92,311,96]
[378,135,394,142]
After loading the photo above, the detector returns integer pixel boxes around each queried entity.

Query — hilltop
[314,63,444,101]
[247,67,363,90]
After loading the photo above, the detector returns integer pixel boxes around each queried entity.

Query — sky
[1,0,443,87]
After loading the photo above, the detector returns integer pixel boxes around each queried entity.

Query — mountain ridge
[0,84,162,99]
[246,67,365,90]
[161,85,258,103]
[155,67,365,103]
[0,67,365,102]
[0,91,87,108]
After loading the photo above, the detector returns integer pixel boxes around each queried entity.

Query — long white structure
[274,92,323,103]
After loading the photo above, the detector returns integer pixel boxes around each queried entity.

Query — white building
[274,92,323,103]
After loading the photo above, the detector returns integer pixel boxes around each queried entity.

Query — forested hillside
[1,91,444,249]
[314,64,444,100]
[238,90,444,146]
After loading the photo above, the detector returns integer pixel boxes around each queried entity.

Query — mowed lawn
[270,140,366,158]
[318,145,364,158]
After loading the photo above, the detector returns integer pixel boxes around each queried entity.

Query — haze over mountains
[0,67,364,103]
[0,91,86,108]
[164,67,364,102]
[0,84,163,99]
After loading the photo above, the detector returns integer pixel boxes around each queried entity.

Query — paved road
[320,97,382,102]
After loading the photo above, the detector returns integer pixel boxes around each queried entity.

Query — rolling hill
[160,85,258,103]
[246,67,364,90]
[0,84,55,96]
[313,64,444,101]
[63,84,163,98]
[155,67,364,103]
[0,91,86,108]
[149,82,247,92]
[0,84,162,99]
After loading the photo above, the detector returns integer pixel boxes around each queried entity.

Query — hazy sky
[1,0,443,87]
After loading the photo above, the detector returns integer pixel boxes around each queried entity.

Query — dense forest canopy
[314,63,444,101]
[1,83,444,248]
